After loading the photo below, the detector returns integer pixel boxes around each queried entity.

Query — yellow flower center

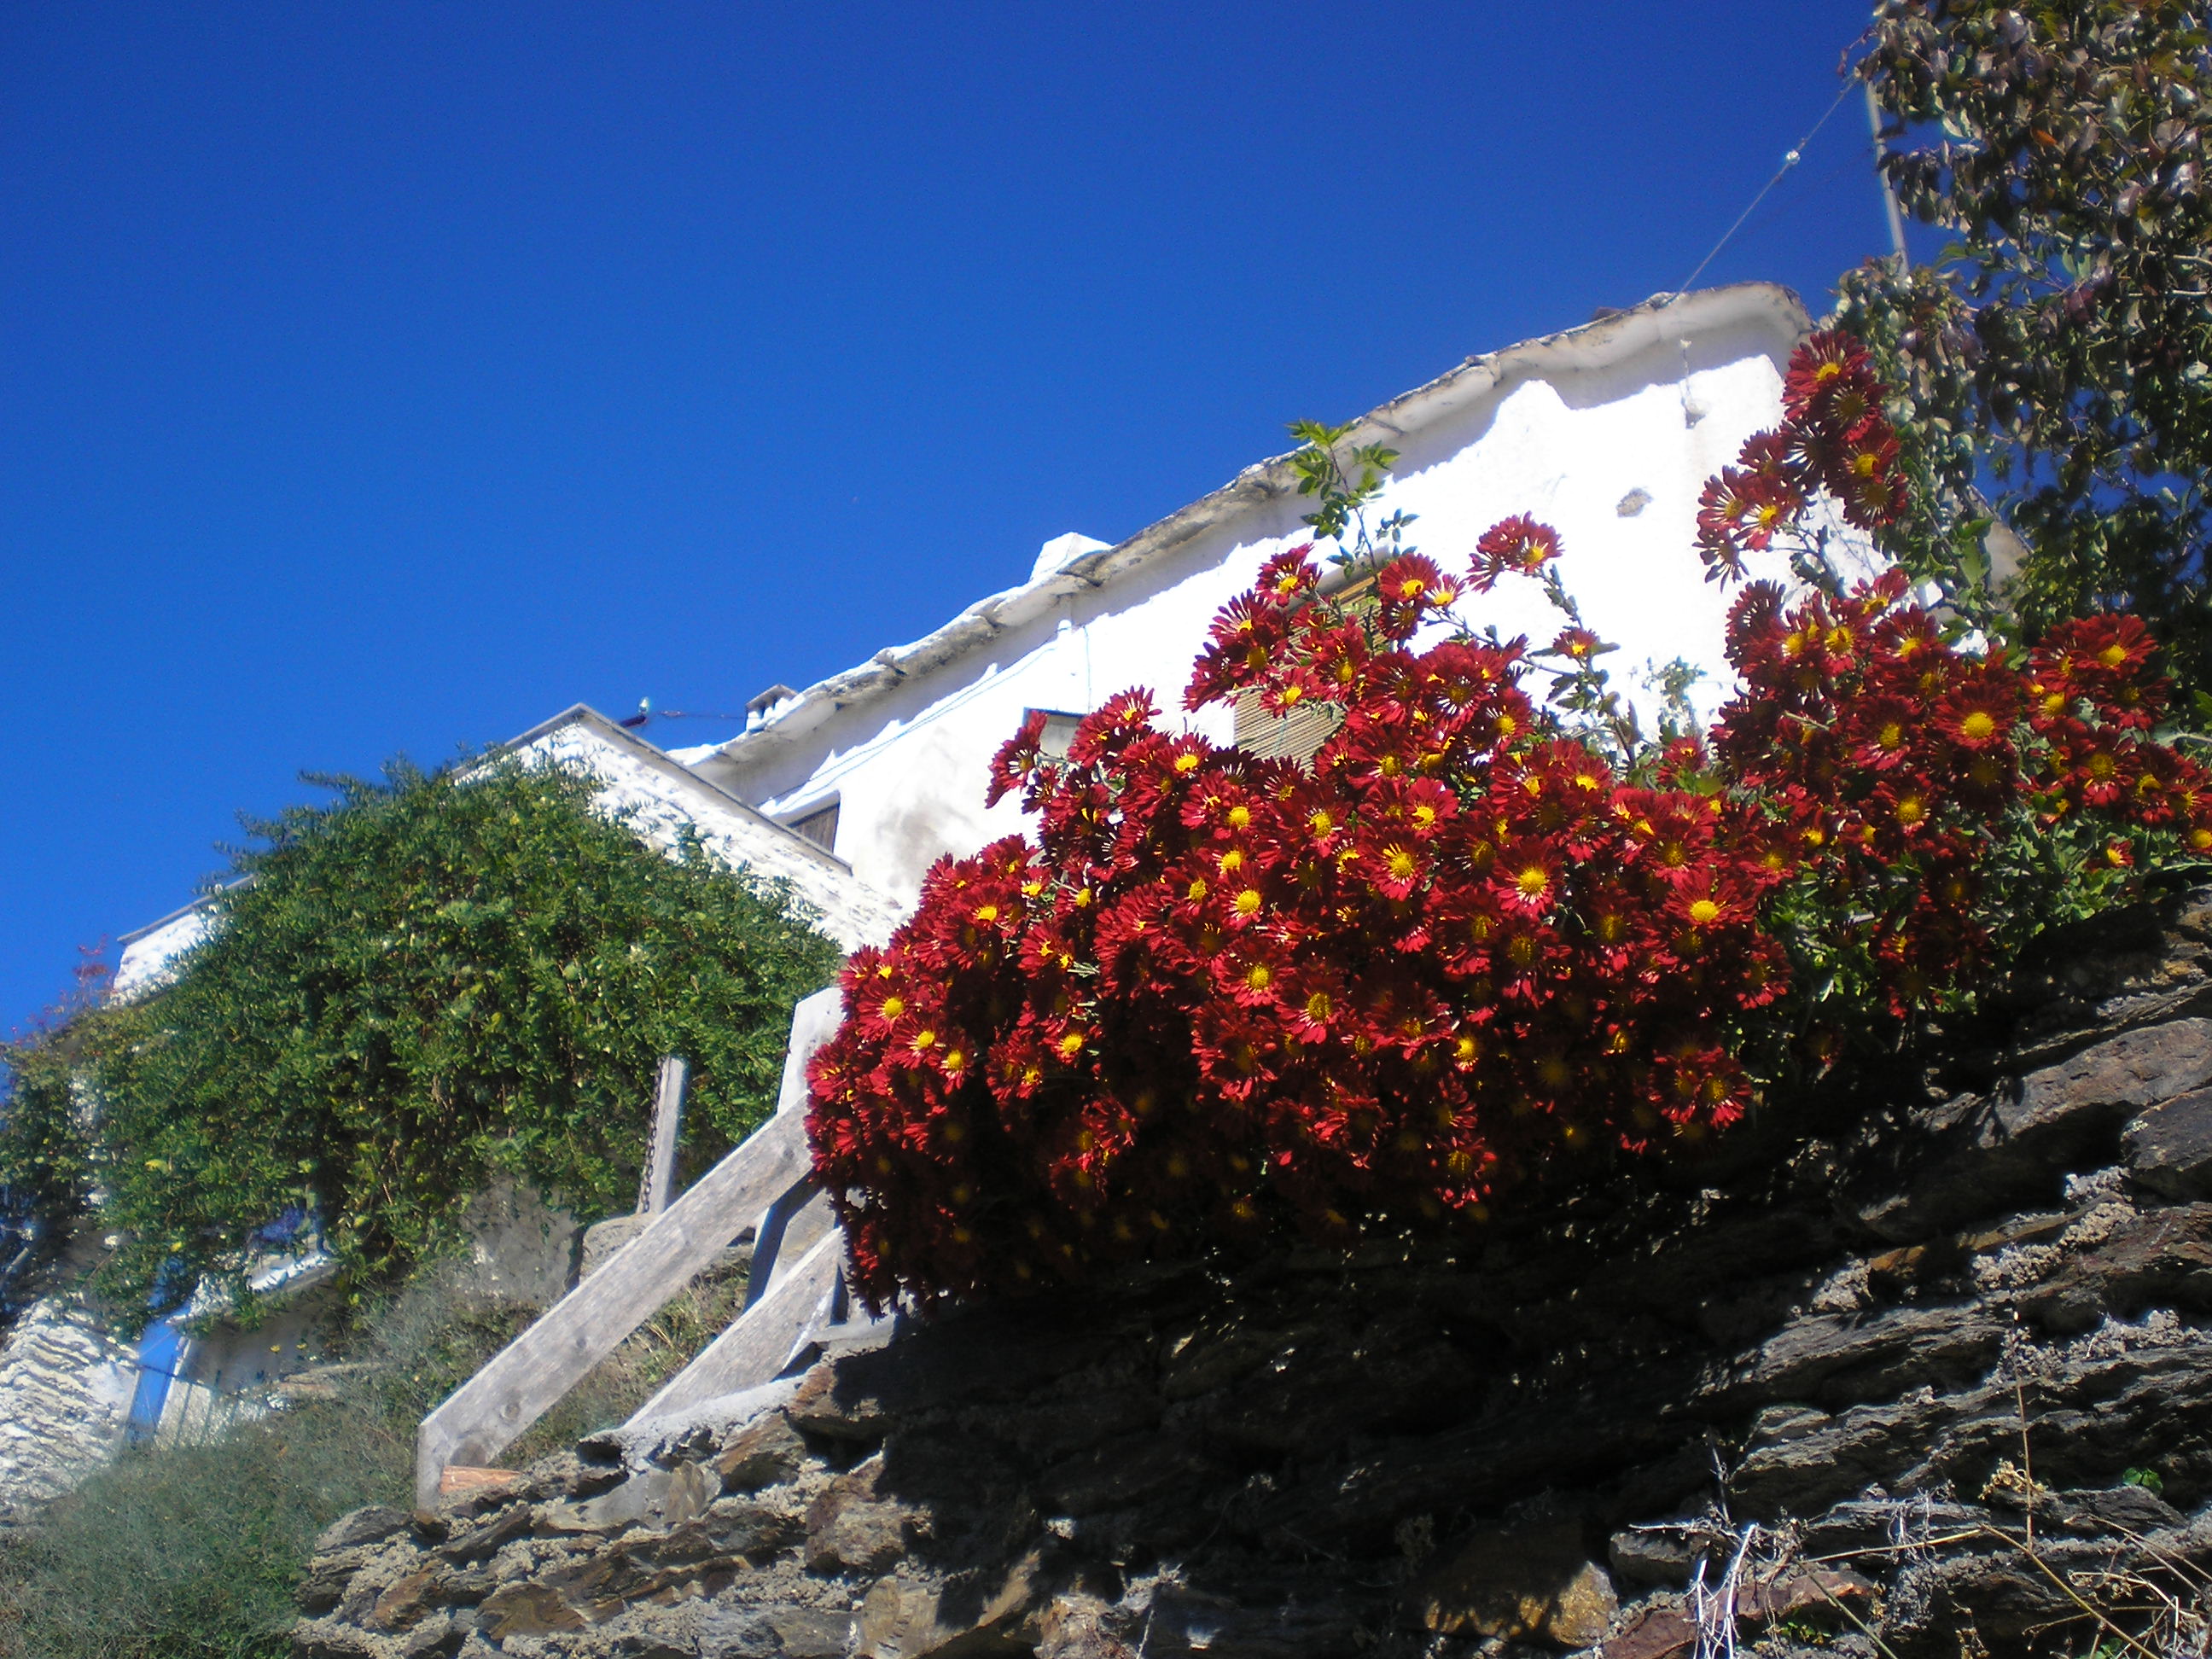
[1688,899,1721,927]
[1877,721,1904,750]
[1959,710,1995,742]
[1516,865,1549,899]
[1387,846,1418,881]
[1310,810,1335,837]
[974,904,998,923]
[1412,803,1436,828]
[1245,963,1273,991]
[1187,878,1208,901]
[1235,888,1262,916]
[1057,1032,1086,1059]
[1896,795,1926,825]
[881,997,905,1020]
[1173,753,1201,773]
[2100,643,2128,668]
[1227,804,1251,830]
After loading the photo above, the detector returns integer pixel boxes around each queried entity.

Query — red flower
[1471,515,1563,591]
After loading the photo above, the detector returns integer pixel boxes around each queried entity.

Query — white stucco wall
[113,904,218,1000]
[507,712,903,952]
[690,283,1837,912]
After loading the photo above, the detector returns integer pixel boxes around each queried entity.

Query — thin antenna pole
[1865,80,1909,266]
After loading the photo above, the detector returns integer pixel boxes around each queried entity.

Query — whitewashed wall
[691,284,1827,912]
[508,711,903,953]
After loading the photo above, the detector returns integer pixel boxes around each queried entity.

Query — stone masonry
[294,888,2212,1657]
[0,1295,137,1528]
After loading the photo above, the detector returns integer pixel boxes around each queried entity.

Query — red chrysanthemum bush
[811,334,2212,1312]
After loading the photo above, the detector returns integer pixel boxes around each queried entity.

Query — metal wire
[1674,79,1862,298]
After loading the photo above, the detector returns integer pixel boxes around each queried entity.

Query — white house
[117,280,1822,985]
[676,281,1822,911]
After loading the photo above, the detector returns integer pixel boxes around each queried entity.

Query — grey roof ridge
[705,281,1810,767]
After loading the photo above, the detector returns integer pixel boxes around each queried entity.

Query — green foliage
[1286,418,1412,561]
[3,756,839,1318]
[2123,1464,2166,1494]
[0,1038,94,1298]
[1846,1,2212,690]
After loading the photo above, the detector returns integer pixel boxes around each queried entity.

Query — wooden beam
[622,1228,844,1428]
[413,1107,811,1508]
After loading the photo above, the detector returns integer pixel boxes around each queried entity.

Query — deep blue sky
[5,0,1896,1036]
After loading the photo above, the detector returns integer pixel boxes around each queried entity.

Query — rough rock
[2126,1086,2212,1199]
[1410,1519,1616,1644]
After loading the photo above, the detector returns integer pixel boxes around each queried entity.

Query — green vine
[0,756,839,1322]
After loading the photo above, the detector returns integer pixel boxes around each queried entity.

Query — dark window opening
[786,801,840,853]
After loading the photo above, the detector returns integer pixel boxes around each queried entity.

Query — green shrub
[0,754,840,1318]
[0,1402,403,1659]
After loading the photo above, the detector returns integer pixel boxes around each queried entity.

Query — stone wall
[294,890,2212,1658]
[0,1295,137,1528]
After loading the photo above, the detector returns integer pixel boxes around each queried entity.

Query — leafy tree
[0,758,839,1316]
[1841,0,2212,688]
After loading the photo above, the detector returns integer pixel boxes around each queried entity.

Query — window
[1232,690,1343,764]
[784,801,840,853]
[1228,571,1373,764]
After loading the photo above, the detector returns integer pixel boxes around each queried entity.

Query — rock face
[296,891,2212,1658]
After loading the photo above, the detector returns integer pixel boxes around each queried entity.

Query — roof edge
[493,704,863,878]
[707,281,1810,769]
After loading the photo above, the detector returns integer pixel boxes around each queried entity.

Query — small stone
[399,1613,467,1659]
[579,1468,672,1532]
[368,1569,436,1633]
[2060,1483,2187,1534]
[1411,1518,1618,1647]
[2125,1088,2212,1199]
[787,1359,888,1441]
[434,1502,533,1564]
[435,1466,528,1509]
[1034,1592,1138,1659]
[1598,1602,1696,1659]
[317,1506,414,1554]
[767,1607,858,1658]
[579,1213,653,1278]
[658,1459,716,1531]
[288,1617,400,1659]
[1608,1528,1697,1590]
[854,1554,1044,1659]
[1735,1565,1875,1624]
[477,1581,587,1640]
[701,1497,801,1559]
[714,1412,810,1492]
